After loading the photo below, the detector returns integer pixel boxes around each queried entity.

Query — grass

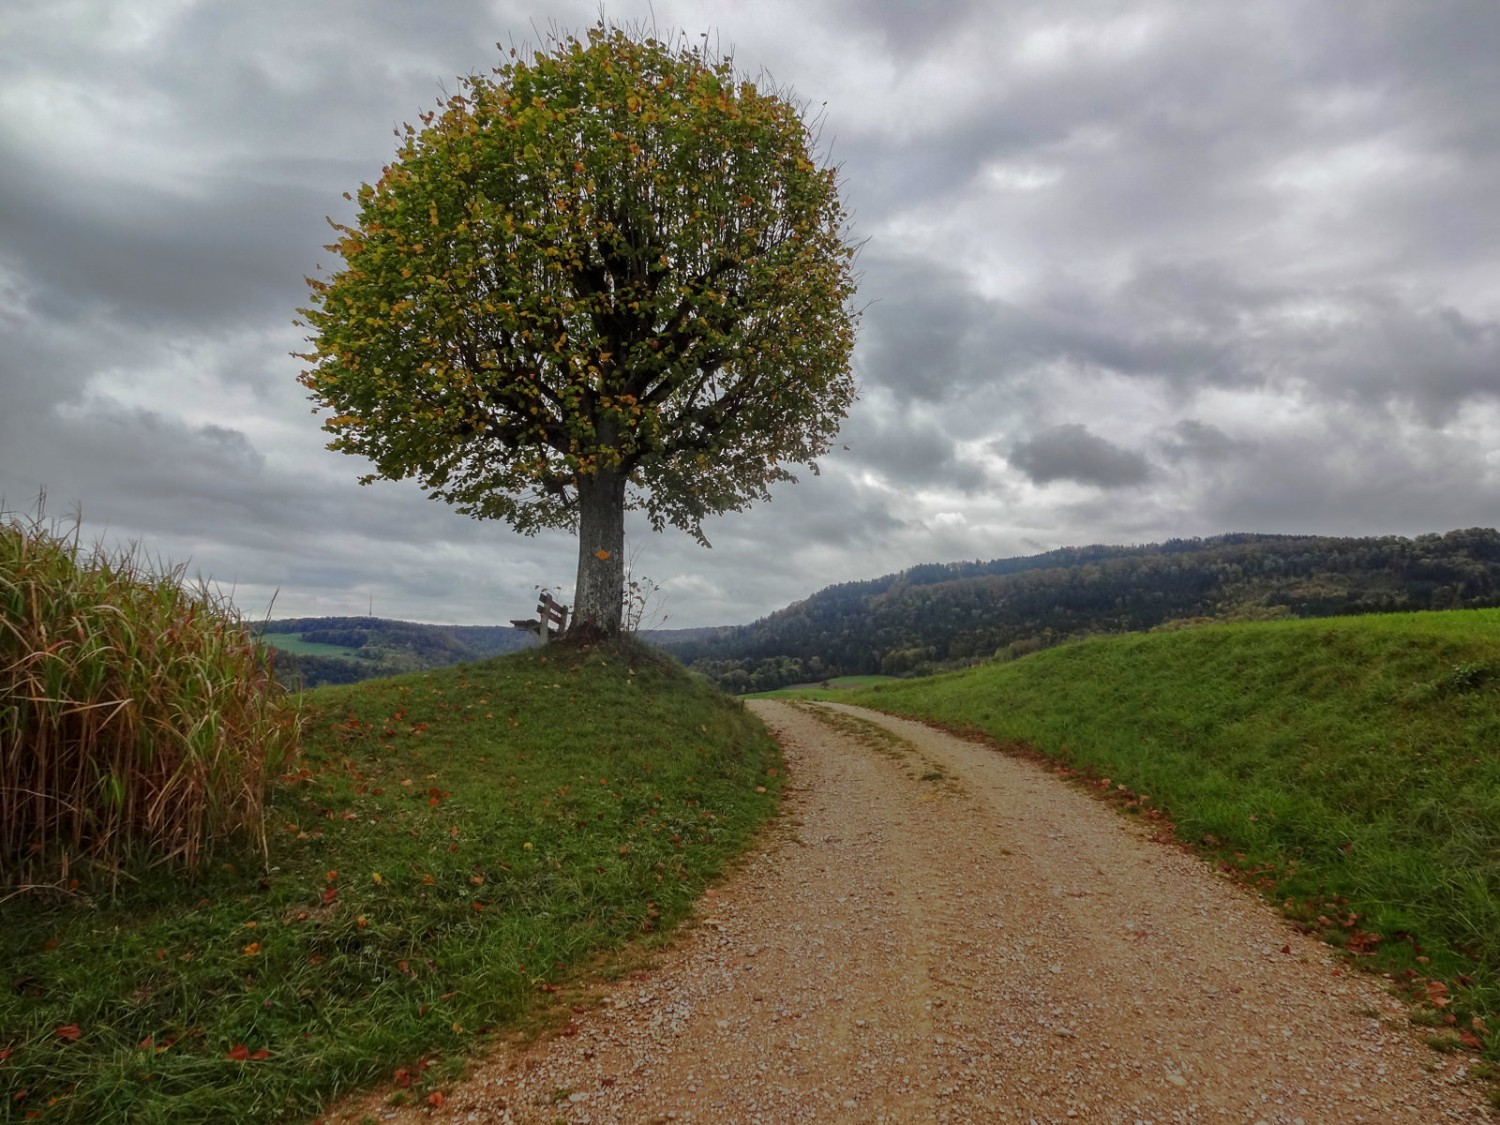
[259,633,364,660]
[1,507,301,888]
[0,639,782,1123]
[747,674,899,700]
[849,608,1500,1059]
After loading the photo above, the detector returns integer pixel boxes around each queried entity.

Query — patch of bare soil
[328,700,1493,1123]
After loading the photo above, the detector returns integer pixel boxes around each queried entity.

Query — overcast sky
[3,1,1498,629]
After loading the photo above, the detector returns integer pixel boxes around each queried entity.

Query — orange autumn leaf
[426,1092,446,1109]
[242,942,262,957]
[54,1025,81,1042]
[226,1044,250,1061]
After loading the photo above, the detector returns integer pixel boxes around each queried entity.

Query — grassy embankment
[747,674,899,700]
[0,641,782,1124]
[850,609,1500,1065]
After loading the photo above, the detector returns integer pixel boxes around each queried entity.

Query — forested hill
[664,529,1500,693]
[257,616,536,689]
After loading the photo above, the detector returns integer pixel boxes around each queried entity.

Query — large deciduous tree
[297,21,859,638]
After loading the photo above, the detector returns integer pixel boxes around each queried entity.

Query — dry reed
[0,507,301,893]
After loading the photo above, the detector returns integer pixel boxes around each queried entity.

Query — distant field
[749,674,899,699]
[260,631,364,659]
[848,608,1500,1062]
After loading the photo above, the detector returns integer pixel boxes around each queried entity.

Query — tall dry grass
[0,507,301,893]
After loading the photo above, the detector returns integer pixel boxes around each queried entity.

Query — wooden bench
[511,591,570,643]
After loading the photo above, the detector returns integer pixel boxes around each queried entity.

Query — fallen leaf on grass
[54,1025,81,1042]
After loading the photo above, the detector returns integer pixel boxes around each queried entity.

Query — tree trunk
[571,468,627,639]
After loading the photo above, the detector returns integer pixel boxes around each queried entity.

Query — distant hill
[663,529,1500,693]
[258,616,537,689]
[256,615,731,691]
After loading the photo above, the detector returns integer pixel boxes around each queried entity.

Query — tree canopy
[298,21,859,634]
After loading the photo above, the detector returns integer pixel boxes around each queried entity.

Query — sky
[3,1,1498,630]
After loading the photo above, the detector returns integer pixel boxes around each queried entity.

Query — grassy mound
[0,640,781,1123]
[0,511,300,889]
[852,609,1500,1058]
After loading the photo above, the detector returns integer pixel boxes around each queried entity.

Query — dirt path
[335,701,1493,1123]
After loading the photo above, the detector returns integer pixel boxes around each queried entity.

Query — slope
[669,528,1500,692]
[849,607,1500,1064]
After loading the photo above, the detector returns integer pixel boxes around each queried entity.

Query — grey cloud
[837,406,989,493]
[4,0,1500,630]
[1156,419,1253,465]
[1008,423,1153,488]
[0,164,335,331]
[1297,292,1500,421]
[828,0,991,59]
[855,253,1073,407]
[1197,422,1500,537]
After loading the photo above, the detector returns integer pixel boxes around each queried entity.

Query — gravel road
[332,700,1493,1123]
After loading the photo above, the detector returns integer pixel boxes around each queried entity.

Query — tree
[297,21,859,637]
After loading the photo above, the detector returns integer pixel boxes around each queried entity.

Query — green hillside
[0,641,780,1123]
[850,608,1500,1060]
[258,616,537,688]
[671,528,1500,692]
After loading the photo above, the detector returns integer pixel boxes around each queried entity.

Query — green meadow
[850,608,1500,1062]
[0,641,782,1123]
[746,674,900,700]
[259,632,365,659]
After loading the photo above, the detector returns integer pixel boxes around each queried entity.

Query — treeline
[259,617,535,689]
[665,529,1500,693]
